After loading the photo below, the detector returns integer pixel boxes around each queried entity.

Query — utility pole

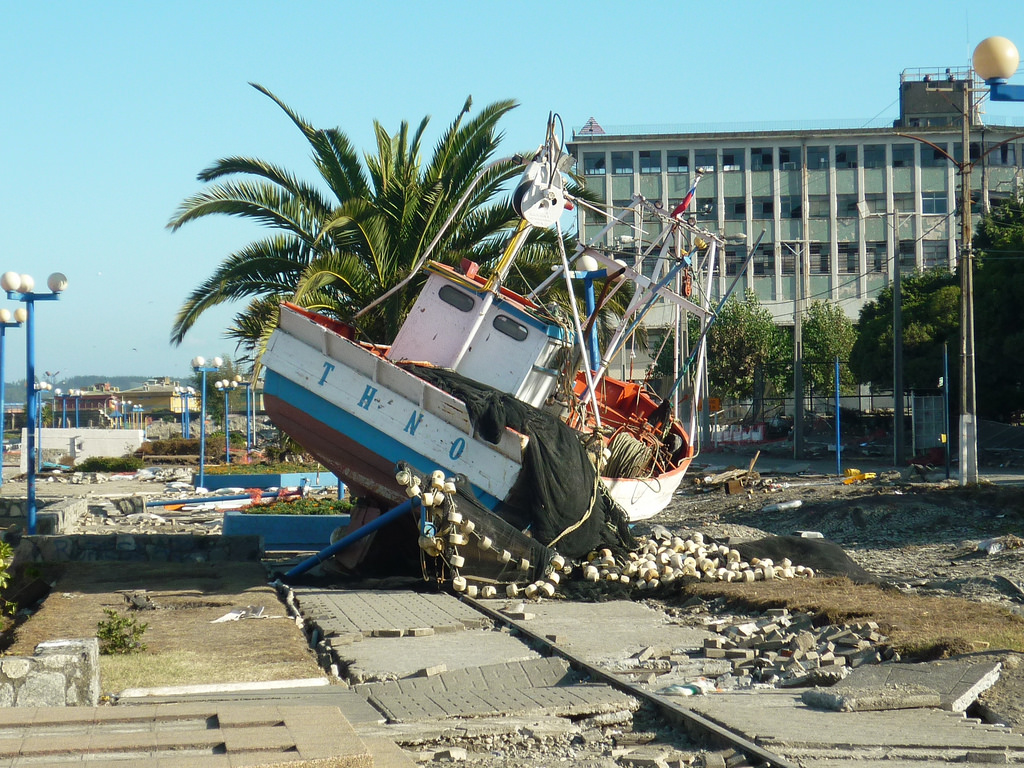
[892,212,904,467]
[959,82,979,485]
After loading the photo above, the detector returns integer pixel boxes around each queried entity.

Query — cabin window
[439,285,474,312]
[493,315,528,342]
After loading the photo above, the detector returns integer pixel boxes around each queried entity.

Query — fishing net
[402,363,635,559]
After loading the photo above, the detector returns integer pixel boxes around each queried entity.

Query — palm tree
[168,86,536,362]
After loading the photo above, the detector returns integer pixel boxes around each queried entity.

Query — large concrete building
[568,66,1024,377]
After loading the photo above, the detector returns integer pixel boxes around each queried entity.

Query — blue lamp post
[191,355,222,490]
[133,404,144,434]
[58,389,67,429]
[3,271,67,535]
[0,308,24,488]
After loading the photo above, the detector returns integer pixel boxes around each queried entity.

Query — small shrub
[97,608,148,654]
[76,456,144,473]
[247,497,352,515]
[0,541,14,617]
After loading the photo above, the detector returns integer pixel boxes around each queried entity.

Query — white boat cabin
[387,261,570,408]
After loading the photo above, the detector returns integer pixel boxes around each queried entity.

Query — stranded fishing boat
[263,116,741,570]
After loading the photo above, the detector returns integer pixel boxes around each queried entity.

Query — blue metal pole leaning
[284,497,420,580]
[0,314,23,488]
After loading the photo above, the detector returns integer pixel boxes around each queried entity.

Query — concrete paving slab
[293,588,489,642]
[683,689,1024,763]
[327,626,542,683]
[0,702,373,768]
[356,657,637,723]
[475,598,713,668]
[117,683,386,726]
[801,658,1002,712]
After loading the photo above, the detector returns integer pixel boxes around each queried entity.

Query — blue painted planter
[195,471,343,493]
[222,510,350,552]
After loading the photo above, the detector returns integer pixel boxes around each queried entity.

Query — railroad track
[465,595,796,768]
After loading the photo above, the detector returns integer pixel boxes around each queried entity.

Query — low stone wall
[0,638,99,707]
[0,497,86,535]
[13,534,262,563]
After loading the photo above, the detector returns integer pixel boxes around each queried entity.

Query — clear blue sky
[2,0,1022,383]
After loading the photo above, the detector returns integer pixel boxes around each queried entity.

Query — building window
[694,149,716,173]
[838,242,859,273]
[898,241,916,270]
[722,149,744,171]
[891,143,914,167]
[781,246,796,274]
[639,150,661,174]
[863,193,886,214]
[863,144,886,168]
[922,192,948,215]
[893,193,914,214]
[585,206,604,225]
[724,247,743,276]
[751,148,773,171]
[667,150,689,173]
[811,243,829,273]
[583,153,606,175]
[835,146,858,169]
[611,152,633,175]
[836,194,859,218]
[867,242,886,272]
[808,196,830,218]
[780,195,802,219]
[724,197,746,220]
[807,146,829,169]
[990,142,1017,166]
[920,144,948,167]
[754,245,775,275]
[753,196,773,217]
[922,241,947,269]
[779,146,800,170]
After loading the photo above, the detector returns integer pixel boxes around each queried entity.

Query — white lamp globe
[577,254,600,272]
[212,356,224,367]
[0,273,20,293]
[191,356,205,368]
[47,272,68,293]
[19,275,34,292]
[974,36,1020,81]
[14,308,27,323]
[0,309,11,323]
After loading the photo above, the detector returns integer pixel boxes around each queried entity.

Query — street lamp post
[234,375,253,455]
[133,404,144,434]
[0,308,24,488]
[69,389,82,428]
[59,389,67,429]
[191,356,222,490]
[3,271,67,535]
[215,378,238,465]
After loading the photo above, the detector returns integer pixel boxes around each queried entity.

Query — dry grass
[681,577,1024,659]
[4,562,324,695]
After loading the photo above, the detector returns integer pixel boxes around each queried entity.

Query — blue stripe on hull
[264,370,503,510]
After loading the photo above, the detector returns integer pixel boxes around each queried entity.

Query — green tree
[703,290,790,401]
[974,190,1024,421]
[802,300,857,397]
[168,87,546,361]
[849,270,959,396]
